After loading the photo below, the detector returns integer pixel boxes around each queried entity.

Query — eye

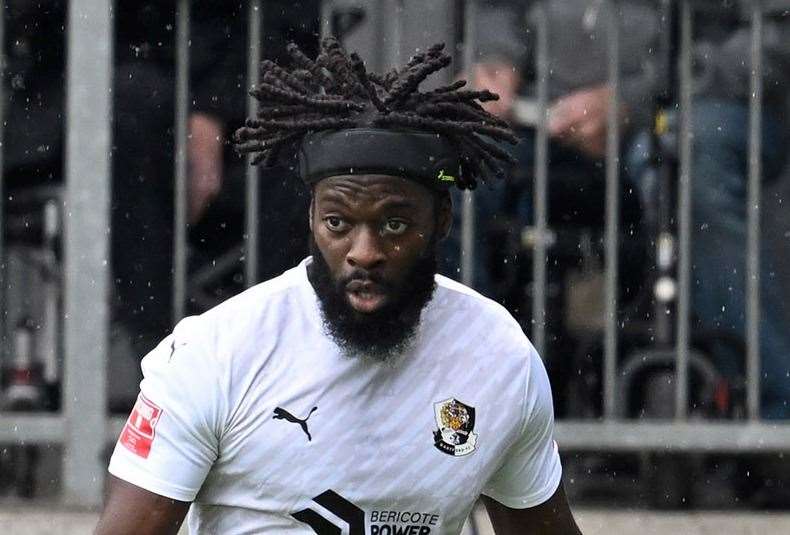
[383,219,408,236]
[324,216,349,233]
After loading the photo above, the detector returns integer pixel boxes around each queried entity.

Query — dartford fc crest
[433,398,478,456]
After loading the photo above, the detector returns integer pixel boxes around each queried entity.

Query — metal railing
[0,0,787,508]
[0,0,112,506]
[518,0,790,449]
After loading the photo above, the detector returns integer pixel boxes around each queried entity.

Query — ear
[437,192,453,240]
[308,196,315,232]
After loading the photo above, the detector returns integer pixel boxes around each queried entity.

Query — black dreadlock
[234,37,518,190]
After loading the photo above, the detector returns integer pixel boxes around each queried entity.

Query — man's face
[308,174,451,360]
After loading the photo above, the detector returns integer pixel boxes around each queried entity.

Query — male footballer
[96,38,582,535]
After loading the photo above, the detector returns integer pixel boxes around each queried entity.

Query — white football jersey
[109,257,562,534]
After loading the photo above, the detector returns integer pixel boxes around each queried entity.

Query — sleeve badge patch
[433,398,477,456]
[119,394,163,459]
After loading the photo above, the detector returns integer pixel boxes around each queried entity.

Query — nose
[346,225,386,270]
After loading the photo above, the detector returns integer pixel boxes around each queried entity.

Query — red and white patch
[119,394,163,459]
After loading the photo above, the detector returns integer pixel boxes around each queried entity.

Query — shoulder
[196,262,308,343]
[432,274,529,345]
[137,264,311,426]
[206,262,306,322]
[145,262,309,371]
[434,273,505,311]
[431,275,545,364]
[428,274,537,379]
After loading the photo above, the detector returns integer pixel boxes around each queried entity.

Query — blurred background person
[3,0,323,411]
[3,1,243,410]
[464,0,790,421]
[187,0,320,296]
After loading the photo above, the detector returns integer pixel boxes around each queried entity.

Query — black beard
[307,236,438,361]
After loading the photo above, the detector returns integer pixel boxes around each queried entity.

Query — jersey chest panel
[200,338,521,534]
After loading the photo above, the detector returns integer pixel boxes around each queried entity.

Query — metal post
[63,0,112,506]
[320,0,333,39]
[372,0,387,73]
[392,0,405,67]
[380,0,406,72]
[173,0,190,323]
[675,0,693,419]
[0,0,5,351]
[460,0,476,287]
[746,2,763,420]
[400,0,456,87]
[531,3,549,356]
[245,0,262,287]
[603,0,620,419]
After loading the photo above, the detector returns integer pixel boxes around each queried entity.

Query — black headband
[297,128,462,191]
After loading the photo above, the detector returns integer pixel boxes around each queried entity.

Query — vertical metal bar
[746,2,763,420]
[460,0,476,287]
[531,3,549,356]
[392,0,404,66]
[399,0,455,88]
[42,204,61,384]
[462,5,481,502]
[372,0,388,73]
[459,204,475,286]
[245,0,262,287]
[63,0,112,506]
[603,0,620,419]
[675,0,693,419]
[0,0,5,352]
[320,0,333,39]
[173,0,190,323]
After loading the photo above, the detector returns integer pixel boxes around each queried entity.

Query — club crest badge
[433,398,478,456]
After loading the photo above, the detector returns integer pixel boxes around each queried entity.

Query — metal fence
[0,0,788,508]
[525,0,790,453]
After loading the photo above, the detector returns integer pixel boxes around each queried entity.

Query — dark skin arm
[483,483,582,535]
[94,475,191,535]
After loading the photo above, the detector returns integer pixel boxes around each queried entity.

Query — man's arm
[188,113,224,224]
[95,475,190,535]
[97,320,224,534]
[480,344,580,534]
[483,483,582,535]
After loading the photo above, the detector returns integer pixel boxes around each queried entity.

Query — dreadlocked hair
[234,37,518,190]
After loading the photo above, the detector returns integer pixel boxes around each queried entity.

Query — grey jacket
[475,0,790,127]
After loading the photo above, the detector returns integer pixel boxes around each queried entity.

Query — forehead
[314,174,433,206]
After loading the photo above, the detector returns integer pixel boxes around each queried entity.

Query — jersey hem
[108,457,198,502]
[482,464,562,509]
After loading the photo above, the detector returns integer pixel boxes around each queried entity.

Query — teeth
[350,290,377,300]
[348,288,383,303]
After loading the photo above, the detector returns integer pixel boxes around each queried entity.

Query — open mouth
[345,280,387,313]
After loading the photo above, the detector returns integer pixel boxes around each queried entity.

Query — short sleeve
[482,347,562,508]
[108,316,226,502]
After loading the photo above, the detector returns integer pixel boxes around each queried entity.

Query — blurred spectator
[187,0,319,288]
[466,0,790,418]
[3,1,239,408]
